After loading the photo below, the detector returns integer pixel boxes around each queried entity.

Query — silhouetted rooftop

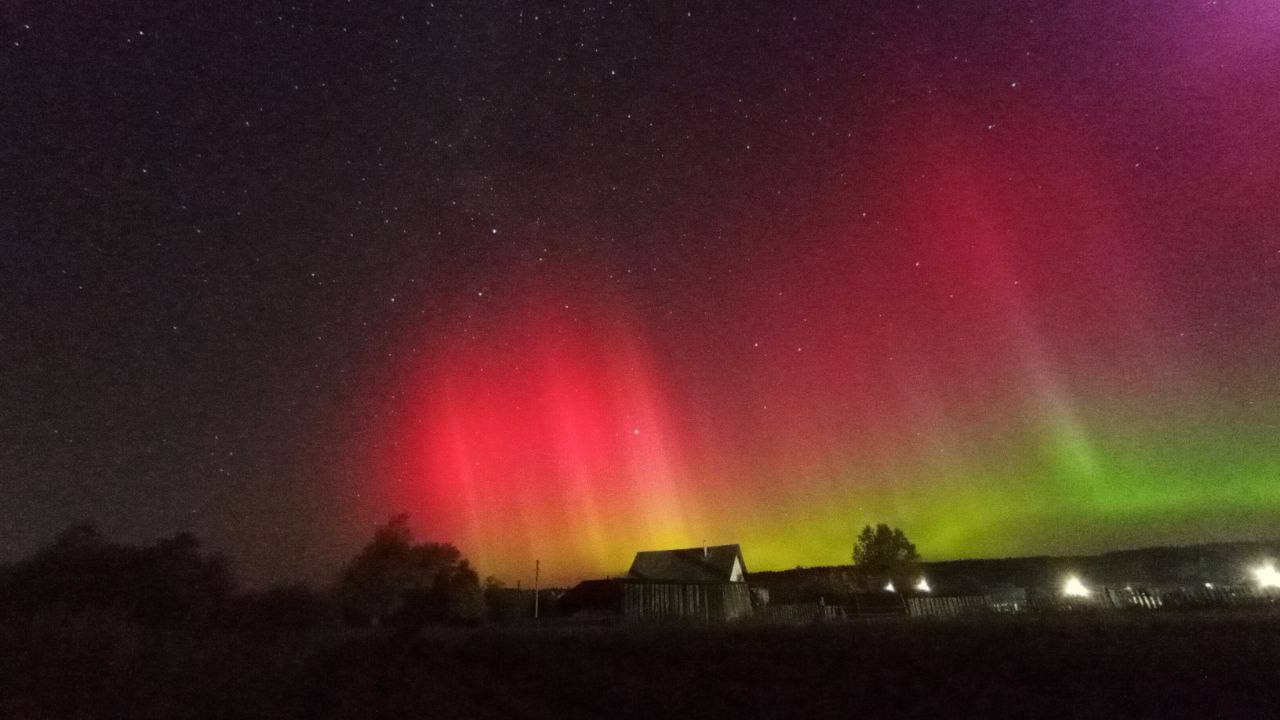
[628,544,746,583]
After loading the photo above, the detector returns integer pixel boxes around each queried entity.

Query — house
[747,565,907,618]
[621,544,753,622]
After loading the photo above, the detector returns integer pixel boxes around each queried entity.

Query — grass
[3,610,1278,718]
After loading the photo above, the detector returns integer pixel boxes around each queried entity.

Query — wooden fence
[763,602,847,624]
[906,595,1000,618]
[1027,584,1278,612]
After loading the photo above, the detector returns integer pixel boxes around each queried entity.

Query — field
[3,610,1278,719]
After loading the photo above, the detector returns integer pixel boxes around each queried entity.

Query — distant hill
[749,542,1280,596]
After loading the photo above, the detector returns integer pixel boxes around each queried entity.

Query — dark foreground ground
[3,610,1278,719]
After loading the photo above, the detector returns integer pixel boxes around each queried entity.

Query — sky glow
[356,1,1280,585]
[4,1,1279,585]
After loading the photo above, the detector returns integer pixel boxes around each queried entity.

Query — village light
[1062,575,1090,598]
[914,577,931,593]
[1253,562,1280,589]
[884,581,896,592]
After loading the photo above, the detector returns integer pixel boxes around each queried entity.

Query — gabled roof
[628,544,746,583]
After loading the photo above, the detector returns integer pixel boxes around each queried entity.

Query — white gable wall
[729,556,744,582]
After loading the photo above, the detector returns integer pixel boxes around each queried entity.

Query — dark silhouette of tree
[0,522,235,623]
[49,521,106,551]
[853,524,921,585]
[335,514,481,627]
[445,559,484,621]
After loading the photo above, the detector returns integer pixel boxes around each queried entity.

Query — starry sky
[2,1,1279,587]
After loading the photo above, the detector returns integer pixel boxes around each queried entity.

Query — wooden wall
[622,582,753,622]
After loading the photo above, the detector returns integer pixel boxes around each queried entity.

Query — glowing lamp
[1062,575,1090,598]
[914,578,931,593]
[1254,563,1280,589]
[884,581,896,592]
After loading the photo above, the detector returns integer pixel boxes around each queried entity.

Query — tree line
[0,515,497,632]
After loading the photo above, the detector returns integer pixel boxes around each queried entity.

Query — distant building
[748,565,906,619]
[622,544,753,622]
[558,578,624,618]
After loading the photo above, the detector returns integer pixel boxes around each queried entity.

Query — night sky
[3,1,1279,586]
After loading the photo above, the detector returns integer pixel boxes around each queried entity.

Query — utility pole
[533,559,540,620]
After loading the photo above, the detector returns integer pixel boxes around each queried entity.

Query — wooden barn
[622,544,753,622]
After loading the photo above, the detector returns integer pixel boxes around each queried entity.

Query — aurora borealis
[3,1,1279,585]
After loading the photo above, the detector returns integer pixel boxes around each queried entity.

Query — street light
[1062,575,1090,598]
[914,577,931,593]
[1254,562,1280,589]
[884,581,896,592]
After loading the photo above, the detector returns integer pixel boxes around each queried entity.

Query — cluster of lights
[881,565,1276,604]
[882,578,932,593]
[1059,563,1278,599]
